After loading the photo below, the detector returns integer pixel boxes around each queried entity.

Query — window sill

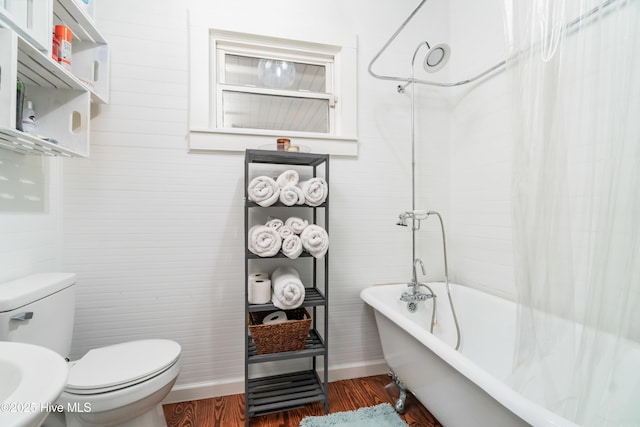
[189,128,358,156]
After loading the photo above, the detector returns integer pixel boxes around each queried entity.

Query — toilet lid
[66,339,181,394]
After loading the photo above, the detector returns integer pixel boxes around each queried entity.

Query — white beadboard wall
[0,152,63,282]
[59,0,451,401]
[447,0,516,300]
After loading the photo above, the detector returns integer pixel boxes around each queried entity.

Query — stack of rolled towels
[271,266,305,310]
[248,267,306,310]
[247,169,328,207]
[248,216,329,259]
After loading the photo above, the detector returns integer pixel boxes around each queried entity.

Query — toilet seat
[65,339,181,395]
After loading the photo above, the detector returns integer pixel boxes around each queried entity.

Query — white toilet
[0,273,182,427]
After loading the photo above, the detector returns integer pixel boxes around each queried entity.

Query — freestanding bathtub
[360,282,578,427]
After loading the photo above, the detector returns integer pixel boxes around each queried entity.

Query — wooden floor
[163,374,443,427]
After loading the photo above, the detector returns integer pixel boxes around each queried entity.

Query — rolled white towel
[285,217,309,234]
[248,225,282,257]
[301,224,329,258]
[299,177,328,207]
[279,225,294,238]
[276,169,299,187]
[265,217,284,231]
[248,176,280,207]
[279,184,305,206]
[271,266,305,309]
[281,235,303,259]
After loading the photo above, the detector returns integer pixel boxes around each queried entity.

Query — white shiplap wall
[60,0,451,401]
[0,153,63,282]
[447,0,516,300]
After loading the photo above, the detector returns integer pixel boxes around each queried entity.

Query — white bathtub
[360,282,577,427]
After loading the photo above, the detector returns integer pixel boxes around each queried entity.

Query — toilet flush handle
[10,312,34,321]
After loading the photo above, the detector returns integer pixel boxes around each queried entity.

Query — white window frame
[188,22,358,156]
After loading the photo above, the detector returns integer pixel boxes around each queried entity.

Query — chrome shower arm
[367,0,429,85]
[396,60,507,92]
[367,0,502,89]
[369,0,620,90]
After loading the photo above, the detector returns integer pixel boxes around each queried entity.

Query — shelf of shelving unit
[247,251,315,259]
[54,0,99,40]
[0,0,109,157]
[0,129,78,156]
[0,0,51,52]
[245,149,329,167]
[0,0,109,104]
[246,371,326,418]
[53,0,110,104]
[248,329,326,363]
[246,288,325,313]
[246,201,327,209]
[0,28,90,157]
[16,35,86,90]
[244,149,330,426]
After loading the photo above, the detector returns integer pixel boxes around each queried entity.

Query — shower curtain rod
[368,0,620,89]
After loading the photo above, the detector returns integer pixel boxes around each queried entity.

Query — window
[188,27,357,155]
[218,51,333,134]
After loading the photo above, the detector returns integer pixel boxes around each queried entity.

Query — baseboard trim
[163,359,388,404]
[325,359,388,382]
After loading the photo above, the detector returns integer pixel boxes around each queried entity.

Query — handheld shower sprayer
[396,210,432,230]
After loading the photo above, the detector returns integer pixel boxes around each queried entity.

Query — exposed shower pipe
[398,209,461,350]
[403,39,450,259]
[409,41,424,262]
[368,0,621,90]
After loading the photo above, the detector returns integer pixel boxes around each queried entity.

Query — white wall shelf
[53,0,110,104]
[1,28,90,157]
[0,0,109,157]
[0,0,52,52]
[16,34,86,91]
[54,0,102,43]
[0,129,79,157]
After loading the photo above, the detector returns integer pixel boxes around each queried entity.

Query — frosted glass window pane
[222,92,329,133]
[225,54,326,92]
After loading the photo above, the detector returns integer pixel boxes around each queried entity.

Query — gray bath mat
[299,403,409,427]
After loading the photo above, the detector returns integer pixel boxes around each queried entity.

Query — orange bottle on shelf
[54,25,72,70]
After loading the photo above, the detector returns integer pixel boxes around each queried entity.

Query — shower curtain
[503,0,640,425]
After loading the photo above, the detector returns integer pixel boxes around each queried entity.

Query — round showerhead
[423,43,450,73]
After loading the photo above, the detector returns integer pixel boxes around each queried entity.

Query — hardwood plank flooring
[163,374,443,427]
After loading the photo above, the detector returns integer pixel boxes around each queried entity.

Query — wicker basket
[248,308,311,354]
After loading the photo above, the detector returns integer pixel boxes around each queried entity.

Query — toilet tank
[0,273,76,358]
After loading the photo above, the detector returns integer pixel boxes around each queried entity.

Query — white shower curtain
[503,0,640,425]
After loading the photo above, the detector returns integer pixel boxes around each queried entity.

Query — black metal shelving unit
[244,149,329,425]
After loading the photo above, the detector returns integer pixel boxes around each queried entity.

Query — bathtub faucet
[400,258,435,312]
[411,258,426,291]
[400,287,434,313]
